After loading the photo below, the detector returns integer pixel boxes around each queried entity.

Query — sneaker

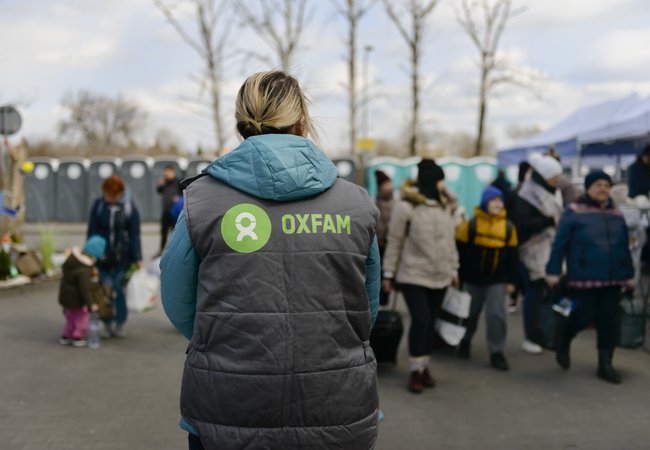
[72,339,88,348]
[408,371,425,394]
[114,324,127,338]
[59,336,72,346]
[490,353,509,371]
[102,324,115,339]
[522,339,543,354]
[420,368,436,388]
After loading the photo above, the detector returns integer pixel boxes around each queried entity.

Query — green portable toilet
[465,157,497,217]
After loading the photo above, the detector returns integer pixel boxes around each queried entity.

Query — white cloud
[592,29,650,71]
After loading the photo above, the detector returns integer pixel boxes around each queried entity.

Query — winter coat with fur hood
[382,180,459,289]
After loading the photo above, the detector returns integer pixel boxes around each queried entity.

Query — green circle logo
[221,203,272,253]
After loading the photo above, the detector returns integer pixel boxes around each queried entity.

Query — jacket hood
[401,179,448,207]
[205,134,338,201]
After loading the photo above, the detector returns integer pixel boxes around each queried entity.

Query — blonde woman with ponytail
[161,71,381,450]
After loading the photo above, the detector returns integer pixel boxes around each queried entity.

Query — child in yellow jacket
[455,186,519,371]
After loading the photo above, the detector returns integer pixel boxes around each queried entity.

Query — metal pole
[362,45,373,138]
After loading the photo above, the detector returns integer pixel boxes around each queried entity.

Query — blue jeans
[100,267,128,325]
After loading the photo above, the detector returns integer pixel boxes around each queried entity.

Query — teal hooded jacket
[160,134,381,434]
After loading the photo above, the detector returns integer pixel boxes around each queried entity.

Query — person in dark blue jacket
[546,171,634,384]
[627,144,650,198]
[87,175,142,338]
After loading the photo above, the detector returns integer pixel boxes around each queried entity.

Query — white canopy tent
[497,94,650,170]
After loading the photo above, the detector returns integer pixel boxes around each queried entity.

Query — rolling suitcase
[370,292,404,364]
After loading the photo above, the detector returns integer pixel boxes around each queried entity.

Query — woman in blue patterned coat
[546,171,634,384]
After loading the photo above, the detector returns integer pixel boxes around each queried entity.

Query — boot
[555,334,571,370]
[597,349,621,384]
[408,371,425,394]
[420,368,436,388]
[457,341,470,359]
[490,352,509,371]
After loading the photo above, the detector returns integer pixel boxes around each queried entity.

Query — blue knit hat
[584,170,612,190]
[480,186,504,212]
[83,235,107,259]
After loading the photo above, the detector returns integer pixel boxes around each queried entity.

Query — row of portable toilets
[24,155,499,223]
[23,156,361,223]
[365,156,500,216]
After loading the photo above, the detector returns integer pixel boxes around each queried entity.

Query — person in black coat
[627,144,650,198]
[547,171,635,384]
[157,165,182,251]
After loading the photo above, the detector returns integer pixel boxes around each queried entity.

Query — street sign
[356,138,376,152]
[0,105,22,136]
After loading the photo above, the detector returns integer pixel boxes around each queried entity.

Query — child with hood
[58,235,107,347]
[455,186,519,371]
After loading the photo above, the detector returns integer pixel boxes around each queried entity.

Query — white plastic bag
[435,287,472,346]
[126,268,160,312]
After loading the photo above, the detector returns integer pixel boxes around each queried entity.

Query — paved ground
[2,281,650,450]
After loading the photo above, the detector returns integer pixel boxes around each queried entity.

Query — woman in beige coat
[382,159,459,393]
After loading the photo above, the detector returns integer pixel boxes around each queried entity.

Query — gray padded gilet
[182,176,379,450]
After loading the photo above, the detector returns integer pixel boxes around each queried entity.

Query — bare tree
[382,0,440,156]
[458,0,535,156]
[330,0,376,154]
[233,0,314,72]
[155,0,232,154]
[58,90,147,151]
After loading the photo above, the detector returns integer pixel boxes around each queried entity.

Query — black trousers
[188,433,205,450]
[160,211,177,250]
[400,284,447,357]
[564,286,621,350]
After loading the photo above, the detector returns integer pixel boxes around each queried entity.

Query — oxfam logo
[221,204,272,253]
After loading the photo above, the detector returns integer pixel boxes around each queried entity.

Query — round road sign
[0,105,22,136]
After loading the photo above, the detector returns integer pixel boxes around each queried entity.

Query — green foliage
[39,225,55,274]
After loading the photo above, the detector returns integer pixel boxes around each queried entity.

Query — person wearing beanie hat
[584,170,612,191]
[531,155,562,181]
[57,238,106,348]
[514,154,564,355]
[455,185,519,371]
[375,170,391,188]
[83,235,107,260]
[480,186,504,212]
[375,169,395,306]
[627,144,650,198]
[417,159,445,201]
[546,170,634,384]
[382,157,459,393]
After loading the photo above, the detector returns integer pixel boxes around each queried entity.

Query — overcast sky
[3,0,650,157]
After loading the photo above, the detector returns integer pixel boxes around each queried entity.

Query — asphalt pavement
[2,281,650,450]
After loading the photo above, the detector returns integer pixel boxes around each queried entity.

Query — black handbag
[528,280,566,350]
[618,294,646,349]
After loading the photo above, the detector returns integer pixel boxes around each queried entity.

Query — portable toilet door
[152,157,184,220]
[333,158,358,184]
[24,158,58,222]
[56,158,89,222]
[122,156,153,221]
[185,158,211,179]
[86,158,120,214]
